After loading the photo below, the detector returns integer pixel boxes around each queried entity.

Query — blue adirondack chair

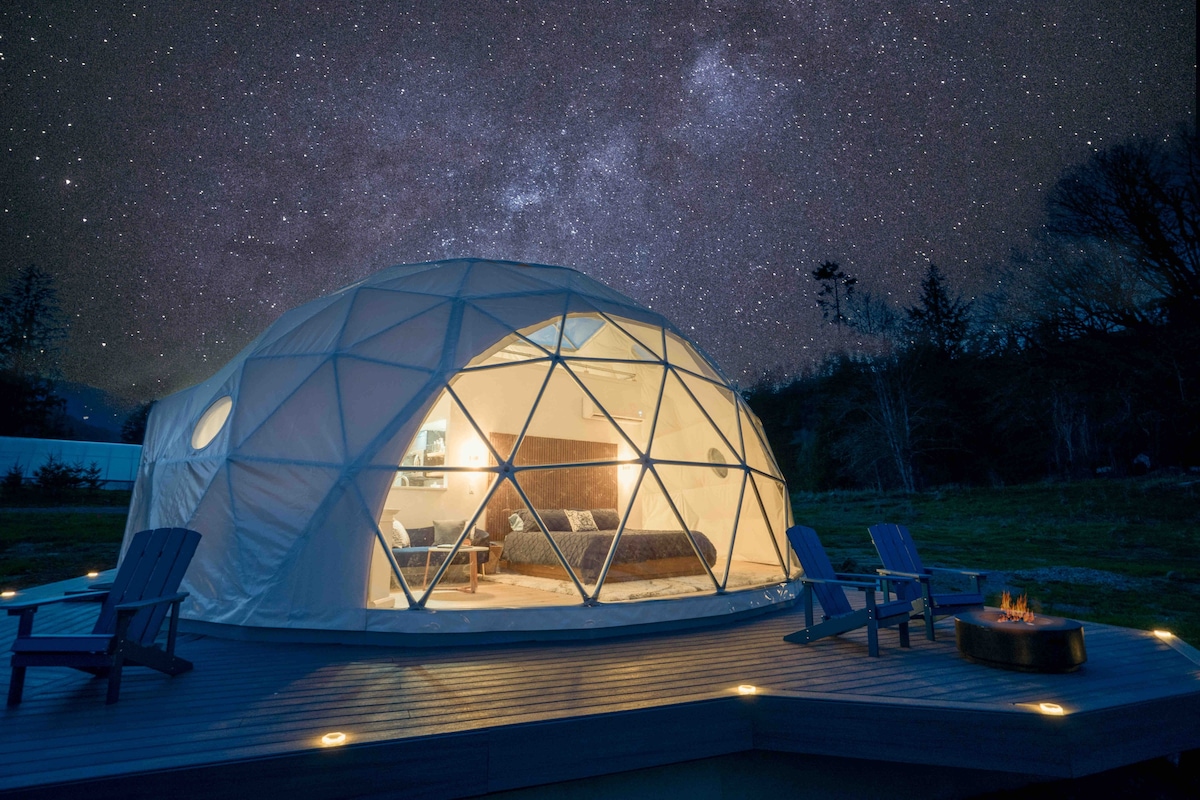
[868,522,986,641]
[784,526,915,657]
[6,527,201,705]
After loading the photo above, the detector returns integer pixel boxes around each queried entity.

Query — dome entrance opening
[370,311,794,612]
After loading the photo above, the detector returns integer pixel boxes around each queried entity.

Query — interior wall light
[463,437,487,469]
[617,444,638,492]
[461,435,488,494]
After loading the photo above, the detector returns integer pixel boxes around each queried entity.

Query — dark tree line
[748,126,1200,492]
[3,455,103,501]
[0,265,152,444]
[0,265,69,438]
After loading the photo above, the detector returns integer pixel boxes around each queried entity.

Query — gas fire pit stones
[955,609,1087,673]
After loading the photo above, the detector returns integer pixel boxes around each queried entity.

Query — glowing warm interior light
[736,684,758,695]
[1037,702,1064,716]
[1153,630,1174,640]
[617,444,639,491]
[1,591,15,599]
[461,435,488,469]
[320,731,347,746]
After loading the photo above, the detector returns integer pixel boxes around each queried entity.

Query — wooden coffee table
[422,546,490,593]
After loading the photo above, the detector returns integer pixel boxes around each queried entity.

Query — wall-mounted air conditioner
[582,398,644,424]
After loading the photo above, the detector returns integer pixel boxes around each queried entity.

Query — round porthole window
[707,447,729,478]
[191,395,233,450]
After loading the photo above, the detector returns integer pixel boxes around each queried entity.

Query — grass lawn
[2,476,1198,644]
[793,475,1200,644]
[0,511,126,589]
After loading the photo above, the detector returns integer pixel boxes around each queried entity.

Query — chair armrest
[876,568,929,582]
[114,592,189,613]
[6,590,110,639]
[800,575,879,591]
[835,571,918,601]
[835,571,892,582]
[926,566,988,579]
[4,590,109,613]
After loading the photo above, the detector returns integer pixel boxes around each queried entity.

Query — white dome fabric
[126,259,798,640]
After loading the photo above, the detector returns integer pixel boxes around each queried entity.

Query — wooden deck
[2,576,1199,799]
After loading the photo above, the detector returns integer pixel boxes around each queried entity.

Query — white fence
[0,437,142,490]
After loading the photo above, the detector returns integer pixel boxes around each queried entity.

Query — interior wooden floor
[414,560,786,610]
[1,573,1198,799]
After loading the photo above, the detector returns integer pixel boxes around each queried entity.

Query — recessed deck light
[320,731,347,746]
[1153,630,1174,640]
[86,572,99,578]
[736,684,758,695]
[0,590,15,599]
[1037,702,1064,716]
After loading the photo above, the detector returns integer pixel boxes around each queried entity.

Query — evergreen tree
[905,264,973,357]
[0,265,69,436]
[121,402,155,444]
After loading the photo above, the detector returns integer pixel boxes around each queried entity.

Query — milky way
[1,2,1194,400]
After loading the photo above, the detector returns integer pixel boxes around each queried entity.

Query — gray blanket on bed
[503,528,717,580]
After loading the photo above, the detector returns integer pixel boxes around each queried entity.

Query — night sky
[2,2,1195,401]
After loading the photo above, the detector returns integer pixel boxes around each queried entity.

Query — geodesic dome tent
[126,259,798,641]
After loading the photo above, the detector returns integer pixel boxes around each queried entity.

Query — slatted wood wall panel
[485,433,617,539]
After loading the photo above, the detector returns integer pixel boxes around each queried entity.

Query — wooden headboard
[485,433,618,540]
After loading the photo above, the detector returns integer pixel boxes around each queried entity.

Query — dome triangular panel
[450,362,552,462]
[255,293,354,358]
[675,369,744,462]
[346,302,454,370]
[231,354,327,449]
[599,467,716,599]
[560,358,662,457]
[731,473,790,579]
[238,361,347,463]
[472,295,571,339]
[336,357,434,458]
[371,261,472,296]
[651,370,739,469]
[460,262,562,297]
[339,289,449,349]
[665,332,723,382]
[739,400,781,478]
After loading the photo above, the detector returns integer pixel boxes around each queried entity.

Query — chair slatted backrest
[868,523,923,603]
[93,528,201,645]
[786,526,853,619]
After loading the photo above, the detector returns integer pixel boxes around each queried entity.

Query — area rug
[481,567,782,602]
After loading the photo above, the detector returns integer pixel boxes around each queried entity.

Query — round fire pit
[955,610,1086,673]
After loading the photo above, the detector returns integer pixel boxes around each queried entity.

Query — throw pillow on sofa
[433,518,466,546]
[391,516,411,548]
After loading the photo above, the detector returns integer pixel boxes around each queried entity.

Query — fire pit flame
[998,591,1035,624]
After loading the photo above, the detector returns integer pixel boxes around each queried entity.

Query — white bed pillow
[391,517,411,548]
